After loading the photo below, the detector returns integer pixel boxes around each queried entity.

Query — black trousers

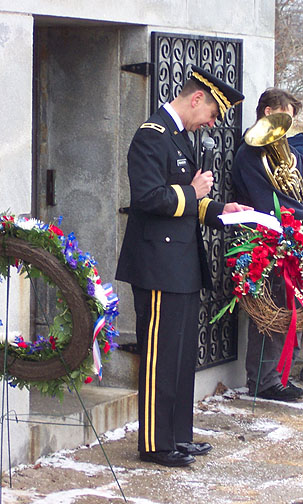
[246,274,301,393]
[132,286,200,453]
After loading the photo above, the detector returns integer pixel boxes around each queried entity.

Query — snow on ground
[3,387,303,504]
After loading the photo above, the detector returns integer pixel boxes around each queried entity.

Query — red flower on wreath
[49,336,57,350]
[293,230,303,245]
[233,282,250,299]
[256,224,280,243]
[103,341,111,354]
[18,341,28,349]
[248,264,264,282]
[232,272,243,285]
[49,225,64,237]
[251,245,269,260]
[281,206,301,231]
[226,257,237,267]
[232,286,243,298]
[246,244,270,282]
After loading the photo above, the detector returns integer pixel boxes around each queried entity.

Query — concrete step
[101,346,139,389]
[29,386,138,463]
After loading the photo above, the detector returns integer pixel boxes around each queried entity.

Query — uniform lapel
[158,107,196,165]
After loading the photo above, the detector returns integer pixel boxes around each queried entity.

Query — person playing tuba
[232,87,303,402]
[245,111,303,202]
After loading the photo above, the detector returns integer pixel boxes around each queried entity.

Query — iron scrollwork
[151,32,243,370]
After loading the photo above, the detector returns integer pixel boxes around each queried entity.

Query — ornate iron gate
[151,32,243,370]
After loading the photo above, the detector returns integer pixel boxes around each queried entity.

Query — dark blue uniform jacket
[116,106,225,293]
[232,138,303,220]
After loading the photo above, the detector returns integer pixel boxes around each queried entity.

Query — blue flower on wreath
[294,249,303,259]
[78,252,86,265]
[87,277,95,296]
[25,335,52,354]
[84,252,97,267]
[235,253,252,270]
[284,226,294,237]
[247,278,257,294]
[67,232,76,242]
[105,323,119,350]
[35,221,49,231]
[64,247,78,269]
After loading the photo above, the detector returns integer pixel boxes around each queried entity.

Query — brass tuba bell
[244,112,303,202]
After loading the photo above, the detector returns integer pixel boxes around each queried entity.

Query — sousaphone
[244,112,303,202]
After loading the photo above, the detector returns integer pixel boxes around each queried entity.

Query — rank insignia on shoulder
[140,122,165,133]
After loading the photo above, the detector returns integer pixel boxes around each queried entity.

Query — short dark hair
[256,88,302,120]
[180,79,215,105]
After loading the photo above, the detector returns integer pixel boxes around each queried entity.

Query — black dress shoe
[176,442,212,456]
[139,450,195,467]
[256,383,300,401]
[287,381,303,397]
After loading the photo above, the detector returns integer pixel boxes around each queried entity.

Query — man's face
[188,93,219,132]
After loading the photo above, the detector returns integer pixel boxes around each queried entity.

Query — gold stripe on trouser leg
[144,290,155,452]
[150,291,161,451]
[144,290,161,452]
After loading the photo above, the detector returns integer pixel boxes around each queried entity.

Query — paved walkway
[3,385,303,504]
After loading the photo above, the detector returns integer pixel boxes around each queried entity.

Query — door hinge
[121,62,154,77]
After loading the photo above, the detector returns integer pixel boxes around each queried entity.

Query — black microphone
[201,136,215,172]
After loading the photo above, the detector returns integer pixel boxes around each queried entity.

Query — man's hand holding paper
[218,209,283,233]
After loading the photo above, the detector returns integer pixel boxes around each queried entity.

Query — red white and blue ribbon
[102,283,113,297]
[92,283,120,381]
[93,315,106,340]
[93,316,106,381]
[93,337,103,381]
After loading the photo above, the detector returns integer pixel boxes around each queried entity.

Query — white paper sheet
[218,210,283,233]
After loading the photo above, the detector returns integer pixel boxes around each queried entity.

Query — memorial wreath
[0,213,119,400]
[211,195,303,386]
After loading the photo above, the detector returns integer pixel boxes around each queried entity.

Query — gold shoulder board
[140,122,165,133]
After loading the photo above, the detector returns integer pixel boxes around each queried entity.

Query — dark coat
[232,139,303,219]
[288,133,303,156]
[115,106,225,294]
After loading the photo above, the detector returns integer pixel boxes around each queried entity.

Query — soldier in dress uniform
[116,65,251,467]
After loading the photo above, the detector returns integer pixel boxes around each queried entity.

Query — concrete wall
[117,26,150,330]
[0,11,32,469]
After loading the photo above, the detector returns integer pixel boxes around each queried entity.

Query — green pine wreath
[0,214,119,400]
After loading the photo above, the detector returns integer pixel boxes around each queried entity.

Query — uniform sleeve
[128,128,197,217]
[198,198,225,228]
[232,143,303,220]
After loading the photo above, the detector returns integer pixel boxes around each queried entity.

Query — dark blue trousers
[132,286,200,453]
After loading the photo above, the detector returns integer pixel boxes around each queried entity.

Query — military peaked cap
[190,65,245,121]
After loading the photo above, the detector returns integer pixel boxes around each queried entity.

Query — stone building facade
[0,0,275,466]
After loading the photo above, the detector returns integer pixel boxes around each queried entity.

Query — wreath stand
[251,332,270,412]
[0,239,127,503]
[240,283,303,412]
